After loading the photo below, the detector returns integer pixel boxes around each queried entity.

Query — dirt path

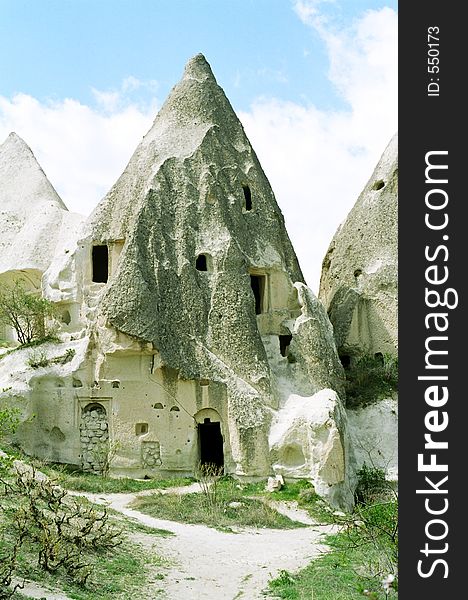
[13,578,72,600]
[75,487,337,600]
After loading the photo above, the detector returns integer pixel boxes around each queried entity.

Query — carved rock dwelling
[319,135,398,480]
[0,55,399,510]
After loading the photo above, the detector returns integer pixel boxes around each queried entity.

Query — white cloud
[92,76,159,114]
[295,0,337,30]
[0,91,156,216]
[0,4,396,292]
[91,88,122,113]
[239,4,397,289]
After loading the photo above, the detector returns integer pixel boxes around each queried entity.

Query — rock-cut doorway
[198,417,224,470]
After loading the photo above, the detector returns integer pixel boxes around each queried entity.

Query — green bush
[0,281,57,345]
[27,349,50,369]
[344,353,398,408]
[355,464,389,505]
[0,408,20,441]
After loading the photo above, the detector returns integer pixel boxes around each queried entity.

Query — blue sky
[0,0,397,290]
[1,0,395,111]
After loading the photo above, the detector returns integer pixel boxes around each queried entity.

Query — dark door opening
[279,334,293,357]
[198,418,224,469]
[92,245,109,283]
[250,274,265,314]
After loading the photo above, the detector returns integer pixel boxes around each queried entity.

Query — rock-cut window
[135,423,148,436]
[196,254,207,271]
[242,185,252,211]
[92,244,109,283]
[279,334,293,357]
[196,253,213,272]
[250,274,266,314]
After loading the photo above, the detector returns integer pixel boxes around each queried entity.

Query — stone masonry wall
[80,404,109,472]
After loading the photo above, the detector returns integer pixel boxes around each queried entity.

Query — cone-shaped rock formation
[2,56,356,509]
[319,134,398,358]
[88,54,306,383]
[0,132,84,284]
[319,135,398,483]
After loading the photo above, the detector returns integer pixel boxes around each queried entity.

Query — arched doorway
[194,409,224,470]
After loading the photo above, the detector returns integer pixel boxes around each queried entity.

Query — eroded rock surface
[319,135,398,481]
[319,135,398,358]
[1,55,356,509]
[269,389,354,510]
[346,398,398,481]
[0,133,83,279]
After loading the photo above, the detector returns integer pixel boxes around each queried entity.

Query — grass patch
[17,334,60,349]
[109,511,174,537]
[240,480,336,524]
[344,353,398,408]
[27,346,76,369]
[36,462,194,493]
[0,334,60,361]
[269,528,397,599]
[4,537,162,600]
[0,464,169,599]
[269,534,376,599]
[269,499,398,599]
[131,478,305,530]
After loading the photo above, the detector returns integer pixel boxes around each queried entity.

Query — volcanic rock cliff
[1,55,358,509]
[319,135,398,480]
[0,133,83,280]
[319,134,398,358]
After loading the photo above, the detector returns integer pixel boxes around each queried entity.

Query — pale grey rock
[347,398,398,480]
[288,283,345,397]
[319,135,398,357]
[1,55,356,509]
[269,388,356,511]
[89,54,303,382]
[266,474,284,492]
[79,54,348,490]
[0,133,83,279]
[319,136,398,486]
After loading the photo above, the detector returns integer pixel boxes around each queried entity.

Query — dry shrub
[0,464,122,593]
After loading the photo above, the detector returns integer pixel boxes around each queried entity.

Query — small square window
[135,423,149,436]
